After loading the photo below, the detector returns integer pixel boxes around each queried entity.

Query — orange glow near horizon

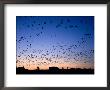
[16,59,94,70]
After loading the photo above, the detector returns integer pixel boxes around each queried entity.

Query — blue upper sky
[16,16,94,70]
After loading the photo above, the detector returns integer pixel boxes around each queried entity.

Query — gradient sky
[16,16,94,70]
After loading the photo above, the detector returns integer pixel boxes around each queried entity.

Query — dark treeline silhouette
[16,66,94,74]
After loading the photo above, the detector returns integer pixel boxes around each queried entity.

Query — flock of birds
[16,16,94,69]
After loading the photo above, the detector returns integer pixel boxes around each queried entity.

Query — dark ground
[16,67,94,74]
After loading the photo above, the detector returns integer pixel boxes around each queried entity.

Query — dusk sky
[16,16,94,70]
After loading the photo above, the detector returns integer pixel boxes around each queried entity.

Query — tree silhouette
[67,67,68,69]
[37,67,40,70]
[62,67,64,69]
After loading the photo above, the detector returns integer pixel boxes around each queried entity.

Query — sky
[16,16,94,70]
